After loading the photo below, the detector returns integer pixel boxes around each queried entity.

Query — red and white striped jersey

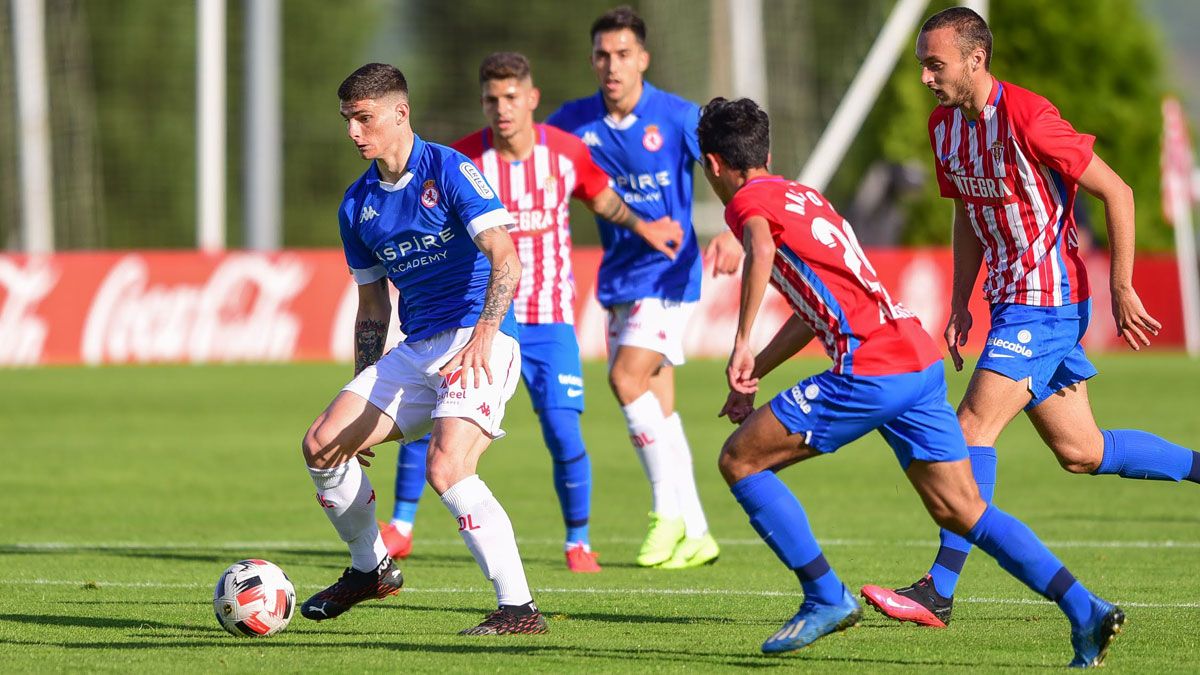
[453,124,609,324]
[929,79,1095,307]
[724,176,941,376]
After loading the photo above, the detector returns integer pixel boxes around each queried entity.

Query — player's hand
[726,341,759,394]
[356,447,375,468]
[1111,285,1161,351]
[635,217,683,259]
[705,230,743,276]
[944,306,972,372]
[719,390,756,425]
[439,329,494,389]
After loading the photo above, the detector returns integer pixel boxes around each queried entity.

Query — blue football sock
[965,505,1094,628]
[927,446,996,597]
[392,435,429,522]
[1093,429,1199,482]
[539,408,592,545]
[731,471,844,605]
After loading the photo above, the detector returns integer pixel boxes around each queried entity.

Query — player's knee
[1053,443,1102,474]
[718,436,756,485]
[955,406,989,445]
[425,446,464,494]
[301,421,330,467]
[607,365,650,404]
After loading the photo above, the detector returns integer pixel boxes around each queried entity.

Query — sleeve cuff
[350,265,387,285]
[467,208,515,239]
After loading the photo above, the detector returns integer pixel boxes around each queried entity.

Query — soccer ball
[213,559,295,637]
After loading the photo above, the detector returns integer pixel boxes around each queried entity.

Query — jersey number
[810,217,910,323]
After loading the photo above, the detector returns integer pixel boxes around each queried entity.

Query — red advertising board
[0,247,1185,367]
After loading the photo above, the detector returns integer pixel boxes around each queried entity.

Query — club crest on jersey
[420,180,440,208]
[543,176,559,203]
[642,124,663,152]
[990,140,1004,163]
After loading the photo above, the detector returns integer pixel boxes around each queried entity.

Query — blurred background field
[2,0,1198,251]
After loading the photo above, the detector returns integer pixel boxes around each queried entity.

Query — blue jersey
[547,82,702,307]
[338,135,518,342]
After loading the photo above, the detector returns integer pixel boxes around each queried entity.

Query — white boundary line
[5,578,1198,609]
[6,538,1200,551]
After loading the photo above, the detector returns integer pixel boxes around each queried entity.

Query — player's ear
[703,152,721,177]
[529,86,541,111]
[638,48,650,74]
[394,98,409,125]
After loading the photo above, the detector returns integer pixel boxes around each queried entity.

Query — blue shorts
[768,361,968,470]
[976,301,1098,409]
[518,322,585,412]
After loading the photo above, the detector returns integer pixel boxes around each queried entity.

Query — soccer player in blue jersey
[701,96,1122,666]
[298,63,545,636]
[380,52,684,573]
[547,5,743,569]
[862,7,1200,631]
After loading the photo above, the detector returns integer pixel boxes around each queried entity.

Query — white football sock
[309,461,387,572]
[664,412,709,537]
[620,391,680,518]
[441,475,533,607]
[389,519,414,536]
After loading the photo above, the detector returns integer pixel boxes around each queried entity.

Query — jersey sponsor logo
[420,180,440,208]
[642,124,663,152]
[374,227,457,273]
[359,205,380,223]
[946,173,1014,201]
[440,368,463,388]
[459,161,496,199]
[511,209,557,234]
[582,131,602,147]
[788,382,820,414]
[557,374,584,387]
[612,171,671,191]
[986,336,1033,357]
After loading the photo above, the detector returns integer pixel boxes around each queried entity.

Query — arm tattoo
[595,190,641,231]
[353,318,387,375]
[479,258,518,323]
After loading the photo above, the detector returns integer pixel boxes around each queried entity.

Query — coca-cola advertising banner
[0,248,1186,367]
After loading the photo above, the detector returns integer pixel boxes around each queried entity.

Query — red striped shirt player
[862,6,1200,633]
[380,52,683,573]
[700,96,1122,666]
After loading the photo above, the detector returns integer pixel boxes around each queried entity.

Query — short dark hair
[698,97,770,172]
[590,6,646,45]
[920,7,993,69]
[337,63,409,102]
[479,52,532,85]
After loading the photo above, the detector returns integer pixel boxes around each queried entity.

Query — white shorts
[605,298,696,368]
[342,327,521,440]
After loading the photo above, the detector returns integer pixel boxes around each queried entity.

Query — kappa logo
[582,131,602,147]
[359,205,380,223]
[642,124,663,152]
[420,180,440,208]
[477,402,492,417]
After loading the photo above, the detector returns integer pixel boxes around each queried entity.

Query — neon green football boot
[659,532,720,569]
[636,513,685,567]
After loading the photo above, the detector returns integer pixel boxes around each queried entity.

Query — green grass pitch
[2,355,1199,672]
